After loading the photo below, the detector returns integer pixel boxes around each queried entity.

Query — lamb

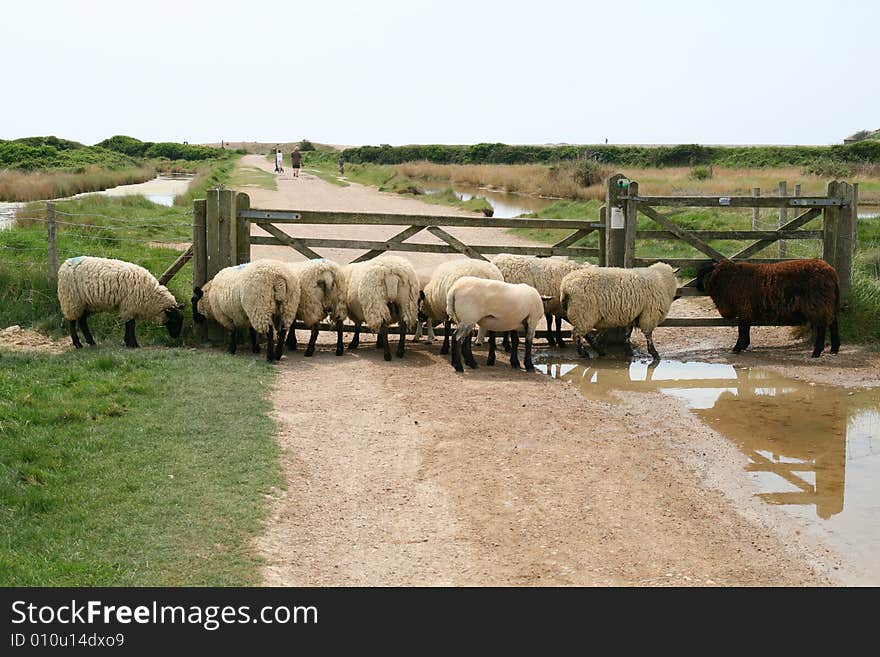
[191,259,300,362]
[343,255,420,361]
[560,262,679,360]
[446,276,546,373]
[419,258,504,354]
[57,255,184,349]
[696,258,841,357]
[490,253,588,347]
[284,258,348,357]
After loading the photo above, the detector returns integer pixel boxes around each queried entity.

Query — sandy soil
[239,155,877,586]
[0,325,68,354]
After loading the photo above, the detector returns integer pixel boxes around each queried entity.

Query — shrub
[571,156,610,188]
[298,140,316,151]
[689,165,713,180]
[803,158,852,178]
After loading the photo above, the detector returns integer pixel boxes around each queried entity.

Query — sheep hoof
[396,350,405,359]
[384,353,392,362]
[440,346,449,355]
[304,349,315,357]
[453,364,464,373]
[335,347,344,356]
[466,360,478,369]
[811,351,822,358]
[487,356,496,366]
[525,364,535,372]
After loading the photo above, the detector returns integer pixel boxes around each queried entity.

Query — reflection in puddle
[419,183,555,218]
[72,174,193,207]
[537,358,880,574]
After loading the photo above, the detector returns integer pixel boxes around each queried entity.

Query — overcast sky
[2,0,877,147]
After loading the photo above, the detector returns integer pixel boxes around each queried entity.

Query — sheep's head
[695,261,721,293]
[163,303,185,338]
[191,287,207,324]
[417,290,428,323]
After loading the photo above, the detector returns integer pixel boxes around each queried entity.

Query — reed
[0,165,156,202]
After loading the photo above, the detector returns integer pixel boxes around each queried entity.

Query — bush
[689,165,713,180]
[803,158,853,178]
[572,156,610,187]
[298,140,316,151]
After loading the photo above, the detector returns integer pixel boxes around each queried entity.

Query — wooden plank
[158,244,194,285]
[205,189,221,279]
[218,189,235,270]
[249,235,598,258]
[240,209,602,230]
[675,287,707,297]
[350,225,425,263]
[638,203,727,261]
[258,222,323,260]
[623,180,638,268]
[597,206,607,266]
[552,228,595,249]
[636,230,823,240]
[623,195,847,208]
[426,226,489,260]
[836,182,855,302]
[634,257,804,268]
[192,199,207,289]
[822,180,839,267]
[235,192,250,265]
[728,207,822,260]
[778,181,787,258]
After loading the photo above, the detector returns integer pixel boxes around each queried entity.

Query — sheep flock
[56,252,844,371]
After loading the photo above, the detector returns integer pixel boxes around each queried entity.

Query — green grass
[227,164,277,191]
[0,347,280,586]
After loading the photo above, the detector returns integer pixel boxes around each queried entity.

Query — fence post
[218,189,236,270]
[192,199,208,340]
[605,173,627,268]
[778,181,787,257]
[597,205,607,266]
[852,182,859,255]
[235,192,251,265]
[206,189,221,280]
[46,202,57,282]
[836,182,855,303]
[822,180,839,268]
[623,180,638,268]
[751,188,760,230]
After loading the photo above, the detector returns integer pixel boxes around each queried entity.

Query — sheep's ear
[176,302,185,310]
[541,295,554,301]
[193,287,203,299]
[419,290,425,301]
[672,267,681,274]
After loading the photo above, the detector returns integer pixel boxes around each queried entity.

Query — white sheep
[284,258,348,357]
[419,258,504,354]
[191,259,300,362]
[57,255,184,349]
[559,262,679,360]
[343,255,420,361]
[490,253,587,347]
[446,276,546,373]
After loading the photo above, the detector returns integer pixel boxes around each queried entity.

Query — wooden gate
[603,173,857,327]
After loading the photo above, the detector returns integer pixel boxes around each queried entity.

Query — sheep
[413,269,436,343]
[191,259,300,362]
[490,253,588,347]
[284,258,348,357]
[419,258,504,354]
[343,255,420,361]
[446,276,546,372]
[695,258,841,357]
[57,255,184,349]
[560,262,679,360]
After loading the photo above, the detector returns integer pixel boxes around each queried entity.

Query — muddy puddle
[537,358,880,579]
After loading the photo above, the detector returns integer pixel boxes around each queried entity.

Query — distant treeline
[341,142,880,168]
[0,135,227,171]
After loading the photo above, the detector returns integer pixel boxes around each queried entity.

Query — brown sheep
[696,258,841,358]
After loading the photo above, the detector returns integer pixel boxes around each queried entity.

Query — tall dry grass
[0,165,156,202]
[394,161,880,204]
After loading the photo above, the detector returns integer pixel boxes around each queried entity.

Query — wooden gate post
[778,181,788,258]
[623,180,638,268]
[822,180,840,269]
[235,192,251,265]
[605,173,627,268]
[192,198,208,340]
[218,189,237,270]
[206,189,221,280]
[597,205,607,266]
[836,182,855,303]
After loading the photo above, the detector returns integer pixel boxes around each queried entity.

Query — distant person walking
[337,155,345,175]
[291,147,302,178]
[275,149,284,173]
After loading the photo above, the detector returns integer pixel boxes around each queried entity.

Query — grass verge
[0,347,281,585]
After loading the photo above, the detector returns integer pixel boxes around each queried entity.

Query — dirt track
[240,155,879,586]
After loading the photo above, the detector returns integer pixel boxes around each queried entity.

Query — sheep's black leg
[545,312,557,347]
[811,322,826,358]
[733,321,751,353]
[462,331,478,369]
[645,329,660,361]
[830,318,840,354]
[286,325,297,350]
[440,319,452,355]
[266,326,276,362]
[380,324,392,361]
[335,319,344,356]
[576,335,585,357]
[250,327,260,353]
[509,330,521,369]
[524,321,534,371]
[305,326,319,357]
[124,320,139,348]
[375,331,385,350]
[502,332,511,353]
[451,336,464,372]
[487,331,497,366]
[348,323,361,350]
[584,331,604,357]
[624,324,635,357]
[274,327,286,361]
[69,319,83,349]
[396,321,406,358]
[78,312,96,346]
[555,315,565,348]
[227,329,237,355]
